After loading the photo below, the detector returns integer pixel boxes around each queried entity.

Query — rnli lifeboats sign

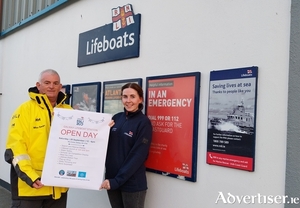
[77,4,141,67]
[206,66,258,172]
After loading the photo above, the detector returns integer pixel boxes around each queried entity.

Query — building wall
[0,0,291,207]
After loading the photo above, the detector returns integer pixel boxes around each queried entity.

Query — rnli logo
[124,130,134,137]
[112,4,135,31]
[241,68,254,77]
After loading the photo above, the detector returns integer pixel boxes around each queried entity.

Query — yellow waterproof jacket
[4,87,72,200]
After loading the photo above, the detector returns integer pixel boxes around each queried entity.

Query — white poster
[41,108,112,190]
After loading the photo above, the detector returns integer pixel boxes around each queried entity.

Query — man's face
[36,72,62,102]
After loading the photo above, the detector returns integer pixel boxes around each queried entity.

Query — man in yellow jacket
[4,69,72,208]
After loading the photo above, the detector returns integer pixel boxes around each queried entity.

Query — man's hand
[32,179,44,189]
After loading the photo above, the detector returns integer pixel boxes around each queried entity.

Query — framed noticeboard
[71,82,101,112]
[102,78,142,115]
[206,66,258,171]
[61,85,71,104]
[145,72,201,182]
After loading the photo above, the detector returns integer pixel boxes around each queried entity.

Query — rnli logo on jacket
[124,130,134,137]
[77,4,141,67]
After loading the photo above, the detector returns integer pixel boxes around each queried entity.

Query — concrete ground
[0,185,11,208]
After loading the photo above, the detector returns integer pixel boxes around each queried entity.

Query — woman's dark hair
[121,83,144,99]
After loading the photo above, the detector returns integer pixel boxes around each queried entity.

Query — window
[0,0,68,37]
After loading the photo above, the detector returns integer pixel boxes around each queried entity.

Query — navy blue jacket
[105,107,152,192]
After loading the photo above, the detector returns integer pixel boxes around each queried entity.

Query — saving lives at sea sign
[207,66,258,172]
[77,4,141,67]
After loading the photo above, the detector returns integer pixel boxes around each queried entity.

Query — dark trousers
[107,190,146,208]
[11,193,67,208]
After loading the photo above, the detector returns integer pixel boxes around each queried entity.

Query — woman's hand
[100,179,111,190]
[108,120,115,127]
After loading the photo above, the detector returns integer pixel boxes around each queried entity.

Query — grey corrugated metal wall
[1,0,56,32]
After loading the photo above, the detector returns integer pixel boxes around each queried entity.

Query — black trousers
[107,190,146,208]
[11,193,67,208]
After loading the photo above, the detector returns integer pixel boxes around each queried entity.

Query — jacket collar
[28,86,67,108]
[125,103,143,117]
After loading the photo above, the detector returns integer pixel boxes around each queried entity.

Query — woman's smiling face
[121,87,142,112]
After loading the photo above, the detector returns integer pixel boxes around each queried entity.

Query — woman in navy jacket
[101,83,152,208]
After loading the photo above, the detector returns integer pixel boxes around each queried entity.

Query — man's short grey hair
[38,69,60,82]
